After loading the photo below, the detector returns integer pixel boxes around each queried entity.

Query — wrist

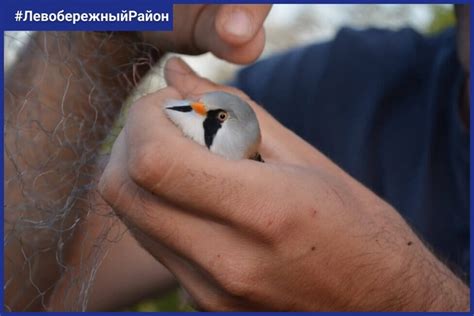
[382,237,469,311]
[338,203,469,312]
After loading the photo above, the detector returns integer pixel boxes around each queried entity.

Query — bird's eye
[217,111,228,122]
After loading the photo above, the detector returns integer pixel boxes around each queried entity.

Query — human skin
[141,4,271,64]
[4,5,271,311]
[96,6,470,310]
[4,31,157,311]
[5,4,469,312]
[98,57,469,311]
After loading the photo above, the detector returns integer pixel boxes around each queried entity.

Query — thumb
[164,57,220,98]
[164,57,252,103]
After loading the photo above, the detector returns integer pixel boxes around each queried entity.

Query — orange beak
[191,102,207,116]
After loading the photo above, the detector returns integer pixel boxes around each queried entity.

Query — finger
[164,57,249,101]
[100,131,232,264]
[163,58,343,169]
[129,231,231,310]
[163,56,212,98]
[211,28,266,64]
[100,133,272,308]
[193,6,266,64]
[123,88,294,228]
[131,231,241,311]
[163,58,344,168]
[215,5,272,46]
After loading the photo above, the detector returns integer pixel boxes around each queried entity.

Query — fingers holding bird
[99,128,272,278]
[101,59,352,230]
[98,59,469,312]
[104,59,350,229]
[164,57,351,173]
[120,90,311,237]
[98,93,320,311]
[99,136,255,310]
[99,60,419,311]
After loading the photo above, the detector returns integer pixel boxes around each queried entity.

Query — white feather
[164,99,206,146]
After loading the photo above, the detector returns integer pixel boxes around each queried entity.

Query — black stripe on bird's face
[203,109,224,148]
[166,105,193,112]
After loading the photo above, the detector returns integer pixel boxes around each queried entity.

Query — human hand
[98,58,469,311]
[141,5,271,64]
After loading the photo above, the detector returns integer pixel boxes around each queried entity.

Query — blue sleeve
[233,27,427,156]
[232,27,469,276]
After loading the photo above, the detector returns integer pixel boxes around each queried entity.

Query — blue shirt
[233,27,469,278]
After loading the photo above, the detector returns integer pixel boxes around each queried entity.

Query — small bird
[164,91,263,161]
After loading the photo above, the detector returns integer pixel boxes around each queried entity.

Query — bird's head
[164,91,261,160]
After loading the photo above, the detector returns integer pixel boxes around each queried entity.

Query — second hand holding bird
[99,57,468,311]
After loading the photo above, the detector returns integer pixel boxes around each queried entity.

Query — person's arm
[4,31,160,311]
[99,58,470,311]
[5,5,272,311]
[46,185,178,311]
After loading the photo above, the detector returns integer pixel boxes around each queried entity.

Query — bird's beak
[191,102,207,116]
[166,105,193,112]
[166,102,207,116]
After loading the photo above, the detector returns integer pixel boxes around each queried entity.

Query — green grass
[122,289,194,312]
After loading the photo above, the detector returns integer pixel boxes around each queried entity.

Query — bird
[164,91,263,161]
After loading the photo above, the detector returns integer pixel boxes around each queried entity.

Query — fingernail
[166,57,193,74]
[224,10,253,38]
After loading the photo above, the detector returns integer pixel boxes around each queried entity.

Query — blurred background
[5,4,455,82]
[4,4,456,312]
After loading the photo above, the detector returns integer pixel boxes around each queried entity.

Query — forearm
[394,243,469,311]
[4,31,159,311]
[346,204,469,312]
[336,192,469,312]
[47,186,177,311]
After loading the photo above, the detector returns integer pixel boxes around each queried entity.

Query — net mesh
[4,31,165,311]
[2,5,450,311]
